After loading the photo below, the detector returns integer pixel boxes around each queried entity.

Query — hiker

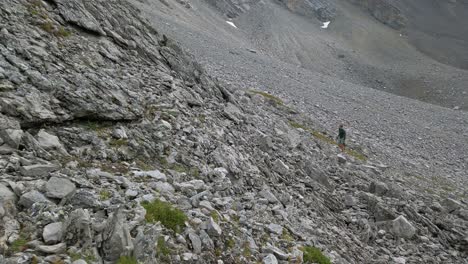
[337,124,346,152]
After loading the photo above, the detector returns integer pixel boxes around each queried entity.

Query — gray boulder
[206,217,222,237]
[19,190,52,208]
[45,177,76,199]
[0,129,23,149]
[20,164,60,178]
[263,254,278,264]
[188,232,202,254]
[391,216,416,239]
[43,222,63,244]
[101,209,134,262]
[267,223,283,235]
[272,159,289,175]
[259,189,279,204]
[36,130,62,150]
[442,198,462,213]
[0,183,16,204]
[369,181,389,196]
[337,154,347,164]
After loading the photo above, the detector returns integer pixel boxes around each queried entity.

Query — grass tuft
[249,90,284,106]
[157,236,171,257]
[109,138,129,148]
[9,235,28,253]
[225,238,235,249]
[99,190,112,200]
[141,199,187,233]
[301,246,331,264]
[117,256,138,264]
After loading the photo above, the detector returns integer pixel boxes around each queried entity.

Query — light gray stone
[72,260,88,264]
[20,164,60,177]
[344,194,356,207]
[125,189,139,198]
[151,182,175,193]
[133,170,167,181]
[391,216,416,239]
[112,127,128,139]
[442,198,462,213]
[0,128,23,148]
[43,222,63,244]
[19,190,52,208]
[0,183,16,204]
[46,177,76,199]
[337,154,347,164]
[259,189,279,204]
[36,129,64,150]
[188,232,202,254]
[272,159,289,175]
[263,254,278,264]
[267,223,283,235]
[206,217,222,237]
[37,242,67,254]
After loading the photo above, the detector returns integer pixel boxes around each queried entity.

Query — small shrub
[9,235,28,253]
[56,26,71,37]
[109,138,129,148]
[242,243,252,258]
[117,256,138,264]
[135,159,154,171]
[301,246,331,264]
[225,238,235,249]
[249,90,284,106]
[156,236,171,257]
[210,211,220,223]
[40,21,54,34]
[99,190,112,200]
[141,199,187,233]
[281,229,294,242]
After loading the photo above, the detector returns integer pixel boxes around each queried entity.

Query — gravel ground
[131,0,468,191]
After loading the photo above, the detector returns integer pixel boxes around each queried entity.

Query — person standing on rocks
[337,124,346,152]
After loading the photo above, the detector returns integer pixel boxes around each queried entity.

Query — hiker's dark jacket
[338,128,346,140]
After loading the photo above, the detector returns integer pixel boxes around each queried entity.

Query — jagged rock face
[278,0,337,21]
[0,0,467,263]
[204,0,262,18]
[348,0,406,29]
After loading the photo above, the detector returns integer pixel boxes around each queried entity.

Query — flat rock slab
[20,164,60,178]
[46,177,76,199]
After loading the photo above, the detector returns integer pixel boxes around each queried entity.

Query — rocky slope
[0,0,467,264]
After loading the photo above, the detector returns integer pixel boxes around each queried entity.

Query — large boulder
[391,216,416,239]
[348,0,406,29]
[0,183,16,204]
[43,222,63,244]
[36,129,67,154]
[20,164,61,178]
[45,177,76,199]
[19,190,52,208]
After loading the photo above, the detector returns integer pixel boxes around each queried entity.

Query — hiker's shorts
[337,138,345,145]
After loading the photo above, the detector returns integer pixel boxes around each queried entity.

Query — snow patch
[321,21,330,29]
[226,21,238,29]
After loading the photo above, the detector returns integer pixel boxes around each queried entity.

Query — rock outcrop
[348,0,406,29]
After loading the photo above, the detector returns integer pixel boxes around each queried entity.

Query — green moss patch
[301,246,331,264]
[249,90,284,106]
[141,199,187,233]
